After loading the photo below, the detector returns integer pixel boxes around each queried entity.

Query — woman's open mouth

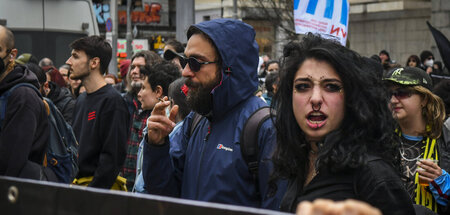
[306,111,327,129]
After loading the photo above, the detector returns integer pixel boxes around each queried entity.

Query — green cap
[15,53,32,65]
[383,67,433,90]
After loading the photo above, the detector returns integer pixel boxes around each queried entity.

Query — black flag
[427,21,450,72]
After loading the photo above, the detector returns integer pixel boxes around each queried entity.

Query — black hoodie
[0,65,50,180]
[47,81,76,125]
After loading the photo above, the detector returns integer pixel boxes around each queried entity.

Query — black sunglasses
[388,88,414,100]
[163,49,181,61]
[179,56,217,72]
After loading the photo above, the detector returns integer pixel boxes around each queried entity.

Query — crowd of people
[1,18,450,214]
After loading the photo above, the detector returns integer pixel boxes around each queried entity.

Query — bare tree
[239,0,298,41]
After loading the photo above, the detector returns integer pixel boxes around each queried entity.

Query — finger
[147,116,176,132]
[151,99,171,116]
[418,175,433,183]
[312,199,337,214]
[169,105,179,123]
[342,199,382,215]
[418,167,441,178]
[419,160,438,168]
[296,201,313,215]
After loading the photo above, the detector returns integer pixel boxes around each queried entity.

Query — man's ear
[156,85,163,98]
[9,48,18,61]
[42,81,50,96]
[90,57,100,70]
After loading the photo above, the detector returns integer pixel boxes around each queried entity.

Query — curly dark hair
[271,33,397,187]
[140,60,181,97]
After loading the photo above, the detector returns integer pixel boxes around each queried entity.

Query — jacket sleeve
[142,116,192,197]
[60,95,76,125]
[430,169,450,206]
[89,107,130,189]
[0,89,48,179]
[257,119,287,210]
[356,160,415,215]
[142,137,179,197]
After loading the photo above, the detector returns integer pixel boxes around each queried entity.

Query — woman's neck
[398,115,426,136]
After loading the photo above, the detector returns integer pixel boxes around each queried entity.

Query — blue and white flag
[294,0,349,46]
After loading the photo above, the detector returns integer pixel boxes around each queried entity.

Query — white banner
[294,0,349,46]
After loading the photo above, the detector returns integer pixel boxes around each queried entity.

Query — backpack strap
[189,112,204,137]
[0,83,42,131]
[241,107,271,183]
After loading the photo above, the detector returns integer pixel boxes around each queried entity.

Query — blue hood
[192,19,259,119]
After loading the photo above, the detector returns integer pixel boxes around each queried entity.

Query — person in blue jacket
[141,19,285,210]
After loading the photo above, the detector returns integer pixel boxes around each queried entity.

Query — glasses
[388,88,414,100]
[163,49,180,61]
[179,56,217,72]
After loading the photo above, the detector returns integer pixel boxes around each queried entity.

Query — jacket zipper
[195,125,211,199]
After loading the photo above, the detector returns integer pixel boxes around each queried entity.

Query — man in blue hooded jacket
[142,19,285,209]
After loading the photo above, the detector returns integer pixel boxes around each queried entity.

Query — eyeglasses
[388,88,414,100]
[179,56,217,72]
[163,49,180,61]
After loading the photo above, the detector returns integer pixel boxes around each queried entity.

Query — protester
[67,36,130,190]
[262,70,279,106]
[42,65,66,88]
[163,39,184,72]
[39,57,53,67]
[271,33,414,214]
[26,63,75,125]
[68,77,82,98]
[15,53,39,65]
[0,25,55,180]
[142,19,285,209]
[120,50,162,191]
[58,64,70,86]
[259,60,279,78]
[113,59,130,93]
[132,62,180,193]
[104,74,117,85]
[383,67,449,213]
[433,80,450,120]
[420,50,435,74]
[406,55,421,68]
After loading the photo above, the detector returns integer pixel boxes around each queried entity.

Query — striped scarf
[398,130,439,212]
[414,136,439,212]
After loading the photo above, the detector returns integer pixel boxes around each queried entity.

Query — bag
[72,175,128,191]
[0,83,79,183]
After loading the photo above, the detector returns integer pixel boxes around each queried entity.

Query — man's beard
[185,73,221,116]
[130,80,142,94]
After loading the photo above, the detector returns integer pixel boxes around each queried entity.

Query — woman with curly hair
[271,33,414,214]
[383,67,450,213]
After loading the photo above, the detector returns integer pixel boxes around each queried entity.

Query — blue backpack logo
[0,83,79,183]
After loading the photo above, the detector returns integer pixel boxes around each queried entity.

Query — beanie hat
[16,53,35,65]
[379,50,390,59]
[383,67,433,90]
[119,59,131,79]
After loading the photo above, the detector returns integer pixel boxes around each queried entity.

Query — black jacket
[281,155,415,214]
[46,81,76,125]
[0,65,52,180]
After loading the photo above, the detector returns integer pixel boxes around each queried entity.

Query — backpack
[0,83,79,183]
[190,107,272,186]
